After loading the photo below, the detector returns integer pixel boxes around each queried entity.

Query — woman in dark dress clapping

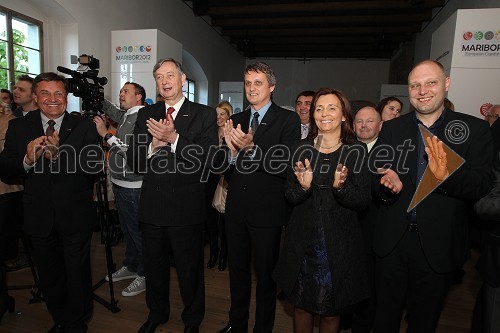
[274,88,370,333]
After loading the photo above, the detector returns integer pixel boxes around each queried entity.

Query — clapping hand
[147,115,176,149]
[333,163,348,189]
[229,124,254,152]
[294,158,313,191]
[43,131,59,160]
[378,166,403,194]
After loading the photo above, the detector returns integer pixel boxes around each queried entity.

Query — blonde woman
[206,101,233,271]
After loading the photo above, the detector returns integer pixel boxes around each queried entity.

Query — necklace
[319,142,341,149]
[316,139,342,150]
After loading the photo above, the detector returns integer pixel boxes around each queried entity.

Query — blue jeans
[113,184,144,276]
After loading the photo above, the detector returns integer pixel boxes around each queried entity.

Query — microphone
[57,66,79,76]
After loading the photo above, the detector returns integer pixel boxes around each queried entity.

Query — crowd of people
[0,58,498,333]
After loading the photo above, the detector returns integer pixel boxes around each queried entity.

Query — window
[0,6,43,90]
[183,78,195,102]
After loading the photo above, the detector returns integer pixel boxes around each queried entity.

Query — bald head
[354,106,382,144]
[486,105,500,126]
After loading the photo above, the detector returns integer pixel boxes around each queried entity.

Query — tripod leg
[91,160,120,313]
[21,233,43,303]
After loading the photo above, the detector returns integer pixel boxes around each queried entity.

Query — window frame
[0,5,44,89]
[183,77,196,102]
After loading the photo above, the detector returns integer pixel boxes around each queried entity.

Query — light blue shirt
[249,100,272,128]
[229,101,272,164]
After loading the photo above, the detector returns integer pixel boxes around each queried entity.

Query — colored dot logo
[115,45,152,53]
[485,31,494,40]
[474,31,483,40]
[463,31,473,40]
[480,103,493,117]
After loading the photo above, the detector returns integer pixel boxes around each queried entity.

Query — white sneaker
[121,276,146,297]
[104,266,138,282]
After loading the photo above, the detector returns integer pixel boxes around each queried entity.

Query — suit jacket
[0,110,102,237]
[225,103,301,227]
[13,107,23,118]
[371,109,493,273]
[127,100,218,227]
[474,120,500,286]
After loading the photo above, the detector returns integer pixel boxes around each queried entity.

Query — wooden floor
[1,232,482,333]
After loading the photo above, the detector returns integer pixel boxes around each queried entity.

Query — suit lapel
[405,115,419,187]
[238,109,251,132]
[173,100,195,134]
[437,108,453,146]
[28,110,45,138]
[58,112,78,144]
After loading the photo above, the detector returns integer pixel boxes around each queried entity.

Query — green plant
[0,29,28,89]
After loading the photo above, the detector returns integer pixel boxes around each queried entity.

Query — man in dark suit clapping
[217,62,301,333]
[371,60,493,333]
[127,58,218,333]
[0,72,103,333]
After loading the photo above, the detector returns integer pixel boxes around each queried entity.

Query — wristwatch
[103,133,113,141]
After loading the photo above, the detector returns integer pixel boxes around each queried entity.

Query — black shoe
[137,321,160,333]
[0,295,15,322]
[5,255,30,272]
[184,326,199,333]
[47,324,65,333]
[217,324,246,333]
[207,250,219,269]
[218,255,227,271]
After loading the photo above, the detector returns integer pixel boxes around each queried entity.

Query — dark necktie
[166,107,175,119]
[251,112,259,134]
[46,120,56,136]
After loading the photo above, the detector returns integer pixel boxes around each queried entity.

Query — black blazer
[371,109,493,273]
[475,120,500,286]
[0,110,102,237]
[127,100,218,227]
[13,107,23,118]
[225,103,301,227]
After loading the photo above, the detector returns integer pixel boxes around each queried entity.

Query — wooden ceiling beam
[224,25,420,37]
[246,35,411,45]
[207,0,445,16]
[213,13,431,27]
[251,50,393,59]
[253,43,396,51]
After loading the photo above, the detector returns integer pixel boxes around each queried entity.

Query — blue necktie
[251,112,259,134]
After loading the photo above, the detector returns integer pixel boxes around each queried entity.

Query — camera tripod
[6,231,43,304]
[91,140,120,313]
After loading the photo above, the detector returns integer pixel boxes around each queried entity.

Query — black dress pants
[373,231,452,333]
[141,222,205,327]
[226,217,282,333]
[30,227,93,331]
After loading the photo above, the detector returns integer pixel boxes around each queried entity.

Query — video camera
[57,54,108,118]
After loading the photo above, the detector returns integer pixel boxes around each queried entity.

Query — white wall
[0,0,245,107]
[414,0,500,62]
[248,58,390,106]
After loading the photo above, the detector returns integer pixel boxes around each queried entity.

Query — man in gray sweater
[93,82,146,296]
